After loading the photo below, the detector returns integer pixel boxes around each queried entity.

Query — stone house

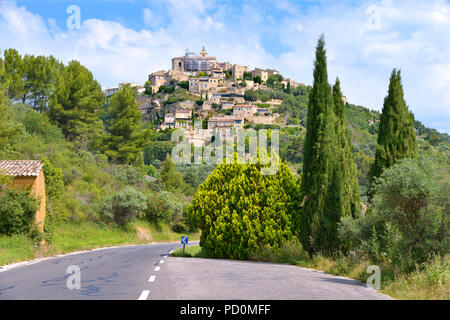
[232,64,248,81]
[188,77,219,94]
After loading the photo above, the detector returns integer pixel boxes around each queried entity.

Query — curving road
[0,243,392,300]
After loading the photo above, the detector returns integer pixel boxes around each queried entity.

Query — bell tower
[199,46,208,57]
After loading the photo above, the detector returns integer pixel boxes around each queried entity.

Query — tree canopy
[103,84,149,164]
[369,69,417,184]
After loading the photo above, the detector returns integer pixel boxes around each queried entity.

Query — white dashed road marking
[139,253,171,299]
[138,290,150,300]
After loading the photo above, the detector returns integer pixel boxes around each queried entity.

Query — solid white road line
[154,266,160,272]
[149,275,156,282]
[138,290,150,300]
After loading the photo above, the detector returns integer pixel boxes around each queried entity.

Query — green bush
[144,141,175,163]
[42,157,64,199]
[177,164,216,189]
[100,186,147,227]
[250,239,309,264]
[189,155,299,260]
[339,157,450,270]
[109,165,143,186]
[0,189,38,235]
[160,154,188,192]
[145,191,183,224]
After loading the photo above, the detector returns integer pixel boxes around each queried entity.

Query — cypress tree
[332,78,361,218]
[368,69,417,184]
[286,81,291,94]
[298,35,336,255]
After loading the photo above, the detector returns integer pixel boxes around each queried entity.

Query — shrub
[42,157,64,199]
[0,189,38,235]
[189,154,299,260]
[250,239,309,264]
[152,159,162,169]
[171,221,188,233]
[101,186,147,227]
[339,157,449,270]
[144,141,175,163]
[109,165,143,186]
[159,154,187,192]
[145,191,183,224]
[22,109,64,144]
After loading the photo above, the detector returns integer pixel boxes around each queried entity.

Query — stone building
[149,70,168,92]
[232,64,248,81]
[251,68,269,82]
[172,47,218,73]
[189,76,219,94]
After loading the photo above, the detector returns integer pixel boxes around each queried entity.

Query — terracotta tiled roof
[0,160,43,177]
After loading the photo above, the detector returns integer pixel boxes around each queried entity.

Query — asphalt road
[0,243,392,300]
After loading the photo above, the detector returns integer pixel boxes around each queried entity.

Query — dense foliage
[369,69,417,184]
[340,157,449,271]
[100,186,147,227]
[189,155,299,259]
[0,188,38,235]
[49,60,105,148]
[298,36,344,255]
[103,84,149,164]
[332,79,361,219]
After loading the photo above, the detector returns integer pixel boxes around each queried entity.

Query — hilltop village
[103,47,306,146]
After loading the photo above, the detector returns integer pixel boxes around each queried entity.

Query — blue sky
[1,0,449,133]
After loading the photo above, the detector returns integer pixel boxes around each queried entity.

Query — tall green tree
[298,35,338,255]
[2,49,25,100]
[0,92,20,151]
[368,69,417,184]
[48,60,105,147]
[332,78,361,218]
[103,84,149,164]
[286,81,292,94]
[0,55,6,93]
[21,54,62,112]
[159,153,186,191]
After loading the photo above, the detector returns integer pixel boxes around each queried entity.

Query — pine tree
[2,49,25,100]
[298,35,337,255]
[0,91,20,151]
[21,54,62,112]
[103,84,149,164]
[368,69,417,184]
[48,60,105,146]
[332,78,361,218]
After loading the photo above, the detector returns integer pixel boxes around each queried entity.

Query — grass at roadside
[0,220,199,266]
[171,244,212,258]
[171,243,449,300]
